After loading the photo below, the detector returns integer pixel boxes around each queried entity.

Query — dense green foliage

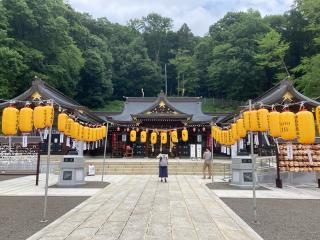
[0,0,319,108]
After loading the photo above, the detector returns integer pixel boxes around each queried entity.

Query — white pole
[41,105,53,223]
[249,99,258,223]
[101,122,109,182]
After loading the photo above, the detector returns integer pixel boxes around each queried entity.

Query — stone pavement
[27,175,262,240]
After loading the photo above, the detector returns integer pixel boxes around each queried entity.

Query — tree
[255,29,290,81]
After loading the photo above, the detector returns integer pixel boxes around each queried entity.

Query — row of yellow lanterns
[128,128,189,144]
[2,103,54,135]
[212,106,320,146]
[57,113,107,142]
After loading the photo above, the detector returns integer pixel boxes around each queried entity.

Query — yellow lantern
[130,130,137,142]
[83,126,90,142]
[78,124,84,141]
[171,130,178,143]
[2,106,19,135]
[280,110,296,140]
[243,111,250,131]
[182,129,188,142]
[71,122,80,139]
[140,130,147,143]
[151,132,157,144]
[221,130,227,145]
[101,125,107,138]
[236,119,246,138]
[231,123,239,141]
[89,128,94,142]
[98,127,103,140]
[44,105,54,127]
[249,110,259,131]
[216,128,222,143]
[268,110,281,137]
[161,132,167,144]
[316,106,320,135]
[228,129,235,145]
[57,113,68,132]
[64,118,74,136]
[257,108,269,132]
[33,106,46,129]
[19,106,33,133]
[296,110,315,144]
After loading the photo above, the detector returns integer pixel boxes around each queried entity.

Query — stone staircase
[85,160,231,176]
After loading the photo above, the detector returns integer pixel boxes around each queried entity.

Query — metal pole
[101,122,109,182]
[249,99,258,224]
[35,143,41,186]
[211,128,214,183]
[41,124,52,223]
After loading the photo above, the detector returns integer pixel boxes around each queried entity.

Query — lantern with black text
[243,111,250,131]
[19,106,33,133]
[130,130,137,142]
[268,110,281,137]
[296,110,315,144]
[101,125,107,138]
[231,123,239,141]
[2,106,19,135]
[161,132,167,144]
[249,110,259,131]
[140,131,147,143]
[58,113,68,132]
[182,128,188,142]
[64,118,74,136]
[83,126,90,142]
[78,124,85,141]
[171,130,178,143]
[257,108,269,132]
[280,110,296,141]
[44,104,54,127]
[33,105,46,129]
[236,119,246,138]
[316,106,320,135]
[71,122,80,139]
[151,132,157,144]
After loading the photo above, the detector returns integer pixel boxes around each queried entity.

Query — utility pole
[165,64,168,95]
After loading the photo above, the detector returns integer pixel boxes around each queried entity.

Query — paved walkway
[27,175,262,240]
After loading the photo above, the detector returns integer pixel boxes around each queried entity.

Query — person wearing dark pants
[159,155,168,182]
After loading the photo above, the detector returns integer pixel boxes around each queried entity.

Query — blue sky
[67,0,295,36]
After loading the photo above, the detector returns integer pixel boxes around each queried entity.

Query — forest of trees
[0,0,319,109]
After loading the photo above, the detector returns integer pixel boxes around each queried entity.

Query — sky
[67,0,295,36]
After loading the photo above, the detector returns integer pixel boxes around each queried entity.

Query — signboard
[190,144,196,158]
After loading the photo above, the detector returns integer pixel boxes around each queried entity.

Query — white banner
[60,133,64,143]
[22,135,28,148]
[43,128,48,140]
[286,143,293,160]
[190,144,196,158]
[66,137,70,147]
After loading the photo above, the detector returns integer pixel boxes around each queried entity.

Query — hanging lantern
[296,109,315,144]
[211,126,215,139]
[64,118,74,136]
[57,113,68,132]
[140,130,147,143]
[231,123,239,141]
[280,110,296,141]
[44,104,54,128]
[127,128,130,132]
[101,125,107,138]
[193,127,196,133]
[78,124,85,141]
[217,128,222,143]
[316,106,320,135]
[18,105,33,133]
[257,108,269,132]
[243,111,250,131]
[236,119,246,138]
[83,126,90,142]
[117,126,120,131]
[89,128,94,142]
[151,132,157,144]
[268,110,281,137]
[202,127,206,132]
[222,130,228,145]
[2,106,19,135]
[182,128,188,142]
[249,110,259,131]
[71,122,80,139]
[228,129,235,145]
[136,127,139,133]
[130,130,137,142]
[161,132,167,144]
[33,105,46,129]
[170,130,178,143]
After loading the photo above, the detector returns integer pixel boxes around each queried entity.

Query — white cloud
[66,0,294,36]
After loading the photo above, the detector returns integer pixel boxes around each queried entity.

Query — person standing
[159,155,168,182]
[202,148,212,179]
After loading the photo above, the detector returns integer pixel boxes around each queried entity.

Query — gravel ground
[206,182,269,190]
[222,198,320,240]
[0,196,88,240]
[50,181,109,188]
[0,175,29,181]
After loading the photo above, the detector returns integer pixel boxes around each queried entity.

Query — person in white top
[202,148,212,179]
[159,155,168,182]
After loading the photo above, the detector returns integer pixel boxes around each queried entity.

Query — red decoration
[117,127,120,131]
[193,127,196,133]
